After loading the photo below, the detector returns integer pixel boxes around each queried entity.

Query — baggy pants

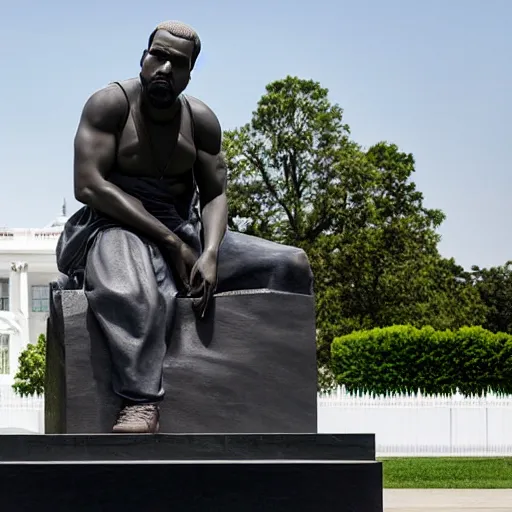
[84,227,314,403]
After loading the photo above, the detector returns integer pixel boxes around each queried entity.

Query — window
[0,334,8,374]
[0,279,8,311]
[32,285,49,313]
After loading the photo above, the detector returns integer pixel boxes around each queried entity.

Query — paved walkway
[384,489,512,511]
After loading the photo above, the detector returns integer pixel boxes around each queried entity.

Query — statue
[56,21,313,434]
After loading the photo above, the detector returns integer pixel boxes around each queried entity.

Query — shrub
[12,333,46,397]
[331,325,512,396]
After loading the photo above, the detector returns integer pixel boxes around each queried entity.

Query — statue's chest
[115,108,196,179]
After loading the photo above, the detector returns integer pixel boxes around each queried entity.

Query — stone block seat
[45,277,318,434]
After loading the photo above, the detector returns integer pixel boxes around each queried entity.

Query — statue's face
[140,30,194,109]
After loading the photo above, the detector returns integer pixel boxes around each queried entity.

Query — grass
[380,457,512,488]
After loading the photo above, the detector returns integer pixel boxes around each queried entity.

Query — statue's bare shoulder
[73,84,129,199]
[78,83,128,135]
[185,95,222,156]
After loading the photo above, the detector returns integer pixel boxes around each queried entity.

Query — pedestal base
[0,434,383,511]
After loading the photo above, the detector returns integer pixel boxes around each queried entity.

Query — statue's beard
[140,74,176,109]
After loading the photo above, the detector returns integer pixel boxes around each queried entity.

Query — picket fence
[318,386,512,456]
[1,384,512,456]
[0,385,44,434]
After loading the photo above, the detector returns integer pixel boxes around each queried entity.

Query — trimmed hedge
[331,325,512,396]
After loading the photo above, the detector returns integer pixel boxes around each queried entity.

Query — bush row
[331,325,512,396]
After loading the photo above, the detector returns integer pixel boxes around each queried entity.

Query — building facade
[0,210,68,385]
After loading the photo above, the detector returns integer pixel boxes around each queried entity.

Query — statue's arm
[73,85,184,252]
[189,98,228,255]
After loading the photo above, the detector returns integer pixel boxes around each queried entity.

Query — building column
[18,263,29,321]
[8,263,20,314]
[8,262,29,379]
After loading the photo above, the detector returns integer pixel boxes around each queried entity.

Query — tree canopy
[471,261,512,334]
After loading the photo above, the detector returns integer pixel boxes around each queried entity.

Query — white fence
[2,384,512,457]
[0,385,44,434]
[318,387,512,457]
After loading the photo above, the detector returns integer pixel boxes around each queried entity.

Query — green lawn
[380,457,512,488]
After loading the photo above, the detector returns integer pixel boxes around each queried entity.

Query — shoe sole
[112,421,160,434]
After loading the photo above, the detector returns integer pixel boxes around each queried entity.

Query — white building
[0,205,68,386]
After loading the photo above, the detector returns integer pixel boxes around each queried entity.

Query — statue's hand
[189,248,218,318]
[166,241,198,292]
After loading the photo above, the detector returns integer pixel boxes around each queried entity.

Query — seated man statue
[56,20,313,434]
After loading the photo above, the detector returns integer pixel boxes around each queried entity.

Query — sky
[0,0,510,270]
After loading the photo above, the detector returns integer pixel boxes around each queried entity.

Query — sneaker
[112,403,160,433]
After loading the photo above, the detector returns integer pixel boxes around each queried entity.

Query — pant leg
[215,231,314,296]
[84,228,177,403]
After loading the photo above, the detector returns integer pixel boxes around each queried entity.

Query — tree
[223,75,373,247]
[223,76,485,389]
[12,333,46,397]
[313,143,486,377]
[471,261,512,333]
[223,76,374,383]
[319,142,485,330]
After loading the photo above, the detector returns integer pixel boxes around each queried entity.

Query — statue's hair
[148,21,201,69]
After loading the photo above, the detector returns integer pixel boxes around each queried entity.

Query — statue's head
[140,21,201,109]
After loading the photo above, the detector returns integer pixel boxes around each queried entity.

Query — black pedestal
[45,288,318,434]
[0,434,383,511]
